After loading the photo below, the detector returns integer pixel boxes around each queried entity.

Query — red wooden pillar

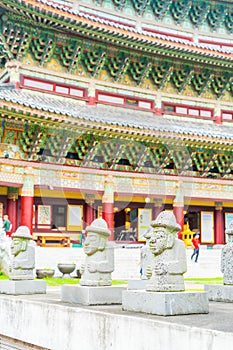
[20,168,34,234]
[152,199,163,220]
[173,182,184,240]
[173,206,184,240]
[214,202,224,244]
[0,203,3,219]
[8,62,20,89]
[85,194,95,227]
[214,105,222,125]
[154,92,162,116]
[102,175,114,241]
[214,115,222,125]
[7,187,19,236]
[86,83,97,105]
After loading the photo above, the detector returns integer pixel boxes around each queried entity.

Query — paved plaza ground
[35,244,223,280]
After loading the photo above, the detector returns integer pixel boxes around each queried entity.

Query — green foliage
[112,280,128,285]
[185,277,223,283]
[0,273,222,289]
[0,273,8,280]
[33,276,128,287]
[185,277,223,291]
[43,277,79,286]
[185,288,204,292]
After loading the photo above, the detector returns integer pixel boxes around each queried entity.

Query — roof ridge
[0,83,16,91]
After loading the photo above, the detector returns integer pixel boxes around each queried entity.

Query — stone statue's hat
[151,211,181,233]
[226,221,233,235]
[12,226,32,239]
[86,218,111,237]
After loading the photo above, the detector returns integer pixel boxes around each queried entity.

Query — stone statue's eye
[157,235,164,239]
[89,236,98,243]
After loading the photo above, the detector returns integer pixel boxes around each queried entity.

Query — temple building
[1,0,233,245]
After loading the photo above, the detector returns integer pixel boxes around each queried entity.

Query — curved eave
[1,0,233,68]
[1,89,233,147]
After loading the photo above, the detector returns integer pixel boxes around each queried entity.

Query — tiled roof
[36,0,233,57]
[0,83,16,90]
[1,0,233,63]
[0,88,232,142]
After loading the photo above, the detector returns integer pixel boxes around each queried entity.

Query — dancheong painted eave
[1,0,233,67]
[0,87,233,146]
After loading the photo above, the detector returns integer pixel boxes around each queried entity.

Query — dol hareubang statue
[146,211,187,292]
[221,221,233,285]
[0,218,11,276]
[80,218,114,286]
[9,226,35,280]
[140,228,153,280]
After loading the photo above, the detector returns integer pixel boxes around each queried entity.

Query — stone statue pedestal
[204,284,233,302]
[122,290,209,316]
[127,279,147,290]
[61,285,126,305]
[0,280,46,295]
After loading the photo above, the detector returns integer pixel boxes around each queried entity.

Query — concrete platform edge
[61,284,126,305]
[0,292,231,350]
[205,284,233,302]
[122,290,209,316]
[0,280,46,295]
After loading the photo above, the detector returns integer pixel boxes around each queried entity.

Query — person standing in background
[191,233,200,263]
[3,215,12,237]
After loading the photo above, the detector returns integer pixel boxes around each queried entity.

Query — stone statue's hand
[146,265,152,279]
[12,261,19,269]
[141,252,146,259]
[87,262,97,273]
[154,262,167,275]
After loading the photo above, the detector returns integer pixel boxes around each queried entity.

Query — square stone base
[204,284,233,302]
[61,285,126,305]
[122,290,209,316]
[127,279,147,290]
[0,280,46,295]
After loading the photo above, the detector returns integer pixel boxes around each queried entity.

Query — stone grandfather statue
[0,218,11,275]
[80,218,114,286]
[146,211,187,292]
[140,228,153,280]
[221,221,233,285]
[9,226,35,280]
